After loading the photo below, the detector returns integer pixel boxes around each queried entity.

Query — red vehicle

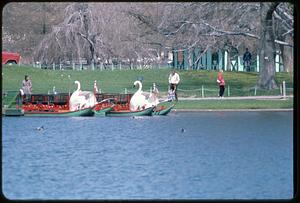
[2,51,21,64]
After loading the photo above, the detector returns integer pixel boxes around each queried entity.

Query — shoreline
[173,108,293,112]
[177,95,293,100]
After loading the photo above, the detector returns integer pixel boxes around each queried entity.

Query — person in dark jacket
[243,48,252,72]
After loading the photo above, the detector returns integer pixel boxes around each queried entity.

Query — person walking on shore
[243,48,252,72]
[217,70,225,98]
[168,70,180,101]
[21,75,32,102]
[22,75,32,95]
[93,80,99,94]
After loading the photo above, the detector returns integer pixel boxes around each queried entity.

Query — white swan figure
[130,80,151,111]
[69,81,97,111]
[145,83,159,108]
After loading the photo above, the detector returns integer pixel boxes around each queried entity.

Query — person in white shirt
[168,70,180,101]
[21,75,32,101]
[93,80,99,94]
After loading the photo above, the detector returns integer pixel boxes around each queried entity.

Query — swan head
[133,80,142,87]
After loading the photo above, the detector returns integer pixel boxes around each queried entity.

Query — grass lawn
[2,65,294,109]
[174,98,293,109]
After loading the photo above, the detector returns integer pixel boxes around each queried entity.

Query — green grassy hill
[2,65,293,97]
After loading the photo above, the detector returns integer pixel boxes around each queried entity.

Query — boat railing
[2,90,20,108]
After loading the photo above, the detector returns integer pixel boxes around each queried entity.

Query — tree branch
[274,39,293,47]
[173,20,260,39]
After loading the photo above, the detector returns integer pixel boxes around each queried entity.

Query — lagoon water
[2,111,293,200]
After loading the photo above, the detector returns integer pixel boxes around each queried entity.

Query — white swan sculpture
[146,83,159,107]
[69,81,97,111]
[129,80,151,111]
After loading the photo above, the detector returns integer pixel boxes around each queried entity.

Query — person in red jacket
[217,70,225,98]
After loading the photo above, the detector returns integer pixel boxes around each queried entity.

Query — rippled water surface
[2,111,293,200]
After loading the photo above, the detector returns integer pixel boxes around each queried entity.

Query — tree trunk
[282,34,293,72]
[226,50,231,71]
[257,2,279,89]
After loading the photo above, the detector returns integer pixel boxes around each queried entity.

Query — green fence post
[283,81,286,99]
[183,50,189,70]
[227,85,230,97]
[207,48,212,70]
[238,56,243,71]
[202,85,204,98]
[218,49,223,70]
[224,51,228,71]
[194,48,200,70]
[201,50,206,70]
[256,54,260,72]
[174,50,178,69]
[52,63,55,70]
[191,49,195,70]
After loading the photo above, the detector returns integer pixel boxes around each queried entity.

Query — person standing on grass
[22,75,32,101]
[93,80,99,94]
[243,48,252,72]
[168,70,180,101]
[217,70,225,98]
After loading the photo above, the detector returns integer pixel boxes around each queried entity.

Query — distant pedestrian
[168,70,180,101]
[93,80,99,94]
[22,75,32,95]
[22,75,32,101]
[167,88,176,101]
[217,70,225,98]
[243,48,252,72]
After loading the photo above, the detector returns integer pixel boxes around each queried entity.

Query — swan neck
[137,81,142,92]
[75,81,81,91]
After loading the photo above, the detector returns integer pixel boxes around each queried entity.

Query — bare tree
[3,2,293,82]
[2,2,68,63]
[127,2,293,89]
[256,2,279,89]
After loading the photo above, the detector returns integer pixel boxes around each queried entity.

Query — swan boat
[20,93,95,116]
[94,92,154,117]
[129,80,175,116]
[104,81,174,117]
[19,94,174,117]
[24,107,95,117]
[106,106,155,117]
[152,101,175,116]
[2,108,24,116]
[19,81,110,117]
[6,87,174,117]
[92,98,115,116]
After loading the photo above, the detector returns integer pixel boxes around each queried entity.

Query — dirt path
[178,95,293,100]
